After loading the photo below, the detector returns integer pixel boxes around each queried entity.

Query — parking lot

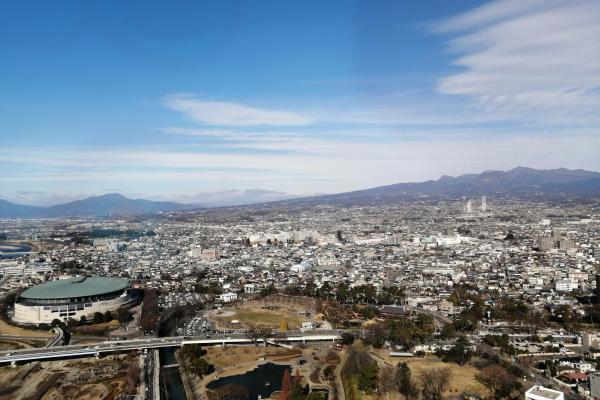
[183,316,215,336]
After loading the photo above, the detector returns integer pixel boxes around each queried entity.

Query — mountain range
[1,167,599,218]
[0,194,194,218]
[281,166,600,206]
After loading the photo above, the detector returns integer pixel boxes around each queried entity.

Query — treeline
[361,314,436,349]
[158,304,197,336]
[180,344,214,378]
[56,308,131,329]
[283,281,405,305]
[380,362,452,400]
[549,303,600,329]
[139,289,158,333]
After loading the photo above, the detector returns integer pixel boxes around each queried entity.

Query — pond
[206,362,292,400]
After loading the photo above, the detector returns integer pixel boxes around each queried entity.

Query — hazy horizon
[2,165,599,207]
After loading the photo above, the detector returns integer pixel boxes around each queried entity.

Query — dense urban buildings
[0,194,599,398]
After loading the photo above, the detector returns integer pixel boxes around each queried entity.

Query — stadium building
[13,276,133,324]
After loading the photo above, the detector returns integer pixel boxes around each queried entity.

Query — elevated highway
[0,330,341,365]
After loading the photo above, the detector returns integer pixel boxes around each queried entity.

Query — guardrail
[0,331,341,365]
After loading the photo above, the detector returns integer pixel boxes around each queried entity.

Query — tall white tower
[465,198,472,214]
[481,196,487,212]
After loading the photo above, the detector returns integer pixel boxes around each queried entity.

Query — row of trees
[283,281,405,305]
[139,289,158,333]
[48,307,131,334]
[361,314,436,349]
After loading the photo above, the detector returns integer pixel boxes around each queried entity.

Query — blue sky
[1,0,599,205]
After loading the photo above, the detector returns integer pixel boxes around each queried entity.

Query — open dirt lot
[0,339,45,351]
[72,320,120,335]
[208,295,320,330]
[0,354,138,400]
[203,345,302,370]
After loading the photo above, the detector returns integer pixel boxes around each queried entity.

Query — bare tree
[420,368,452,400]
[476,365,518,399]
[379,365,396,394]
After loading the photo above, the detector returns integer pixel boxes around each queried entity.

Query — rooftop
[20,277,129,300]
[526,386,563,400]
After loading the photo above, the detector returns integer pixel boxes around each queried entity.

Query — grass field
[0,318,52,337]
[212,307,302,329]
[203,346,301,369]
[73,320,120,335]
[236,309,301,328]
[0,339,46,351]
[390,356,489,397]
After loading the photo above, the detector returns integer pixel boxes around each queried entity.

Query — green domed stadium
[14,276,133,324]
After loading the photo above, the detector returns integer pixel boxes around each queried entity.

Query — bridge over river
[0,330,342,365]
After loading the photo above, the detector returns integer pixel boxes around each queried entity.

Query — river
[160,348,188,400]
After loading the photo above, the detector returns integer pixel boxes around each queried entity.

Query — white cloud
[163,93,312,126]
[436,0,600,121]
[2,132,600,198]
[160,126,305,143]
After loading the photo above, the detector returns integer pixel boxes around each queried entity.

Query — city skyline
[2,0,600,205]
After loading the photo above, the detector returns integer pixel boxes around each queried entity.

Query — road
[476,342,583,400]
[0,330,342,365]
[405,305,452,328]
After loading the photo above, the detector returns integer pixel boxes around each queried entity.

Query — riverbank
[175,349,197,400]
[160,348,189,400]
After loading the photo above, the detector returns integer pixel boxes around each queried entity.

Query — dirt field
[0,339,45,351]
[43,379,128,400]
[72,320,120,335]
[208,296,320,330]
[0,354,138,400]
[203,345,302,369]
[0,318,53,338]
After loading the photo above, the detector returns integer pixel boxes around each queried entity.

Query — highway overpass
[0,330,342,365]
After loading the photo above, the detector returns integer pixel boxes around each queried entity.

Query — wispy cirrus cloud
[436,0,600,121]
[2,132,600,195]
[160,126,304,142]
[163,93,313,126]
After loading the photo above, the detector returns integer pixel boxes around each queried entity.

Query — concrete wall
[13,292,134,324]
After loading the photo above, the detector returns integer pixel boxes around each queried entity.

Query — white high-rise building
[481,196,487,212]
[464,198,472,214]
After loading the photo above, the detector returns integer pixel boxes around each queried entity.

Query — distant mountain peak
[94,192,127,199]
[0,193,194,218]
[271,167,600,207]
[1,167,599,217]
